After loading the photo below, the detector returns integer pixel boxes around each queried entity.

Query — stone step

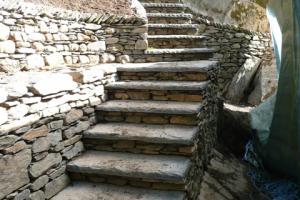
[106,81,209,102]
[67,151,191,185]
[142,3,187,13]
[144,48,215,55]
[83,123,199,156]
[148,35,207,48]
[147,13,192,24]
[140,0,182,3]
[52,181,186,200]
[148,23,198,35]
[96,100,202,115]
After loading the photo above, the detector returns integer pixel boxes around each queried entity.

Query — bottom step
[52,181,185,200]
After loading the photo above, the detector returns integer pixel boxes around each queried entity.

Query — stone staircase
[52,0,218,199]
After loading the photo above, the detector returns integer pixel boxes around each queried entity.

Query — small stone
[100,53,115,63]
[47,130,62,146]
[0,135,19,150]
[0,40,15,53]
[79,55,89,64]
[22,125,48,141]
[63,135,82,147]
[63,121,90,139]
[45,53,65,67]
[31,175,49,191]
[0,58,20,72]
[0,107,8,125]
[29,153,62,178]
[48,165,66,180]
[14,189,30,200]
[0,88,7,103]
[29,190,45,200]
[117,55,132,64]
[87,41,106,52]
[26,54,45,70]
[32,137,50,153]
[64,109,83,125]
[106,37,119,44]
[0,23,10,40]
[135,39,148,50]
[48,120,63,131]
[8,104,29,120]
[44,174,70,199]
[62,141,84,159]
[3,141,27,154]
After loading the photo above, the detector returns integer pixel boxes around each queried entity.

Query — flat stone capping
[84,123,199,145]
[52,181,186,200]
[106,81,210,91]
[96,100,203,114]
[67,151,191,182]
[107,61,218,72]
[144,48,216,55]
[148,24,199,29]
[147,13,192,19]
[147,35,207,39]
[141,3,187,8]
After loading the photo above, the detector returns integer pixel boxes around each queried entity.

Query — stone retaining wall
[0,0,148,73]
[0,66,116,199]
[193,16,273,92]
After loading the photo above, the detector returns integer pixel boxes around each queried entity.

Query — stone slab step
[147,35,206,40]
[114,61,218,73]
[96,100,203,115]
[52,181,185,200]
[84,123,198,145]
[144,48,215,55]
[147,13,192,19]
[141,0,182,3]
[106,81,209,91]
[148,23,198,29]
[67,151,191,183]
[142,3,186,8]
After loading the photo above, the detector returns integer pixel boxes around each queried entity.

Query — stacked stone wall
[0,0,148,73]
[0,66,117,199]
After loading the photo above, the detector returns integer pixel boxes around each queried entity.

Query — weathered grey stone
[47,130,62,146]
[226,56,262,103]
[14,189,30,200]
[31,175,49,191]
[0,40,15,53]
[51,182,185,200]
[0,107,8,125]
[48,120,63,131]
[63,135,82,147]
[62,141,84,159]
[0,135,19,149]
[0,23,10,41]
[116,55,132,64]
[63,121,90,139]
[67,151,190,182]
[30,74,77,96]
[29,153,62,178]
[44,174,70,199]
[8,104,29,120]
[22,125,48,141]
[29,190,45,200]
[68,68,104,84]
[0,149,31,199]
[3,141,28,154]
[26,54,45,70]
[135,39,148,50]
[32,137,50,153]
[87,41,106,52]
[106,37,119,44]
[48,165,66,180]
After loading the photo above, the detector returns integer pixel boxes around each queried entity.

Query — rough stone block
[29,153,62,178]
[0,107,8,125]
[22,125,48,141]
[45,174,70,199]
[62,141,84,160]
[0,23,10,41]
[32,137,50,153]
[31,175,49,191]
[26,54,45,70]
[0,40,15,53]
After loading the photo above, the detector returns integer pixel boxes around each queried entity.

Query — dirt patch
[25,0,134,16]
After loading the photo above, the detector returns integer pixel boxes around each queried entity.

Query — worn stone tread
[147,35,207,39]
[144,48,215,55]
[142,3,186,8]
[106,80,209,91]
[148,23,198,29]
[52,182,186,200]
[85,123,199,145]
[67,151,191,182]
[111,61,218,72]
[147,13,192,19]
[96,100,203,114]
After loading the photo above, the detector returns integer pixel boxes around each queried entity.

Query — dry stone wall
[0,65,117,200]
[0,0,148,73]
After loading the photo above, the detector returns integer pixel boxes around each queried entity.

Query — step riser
[140,53,214,62]
[148,17,191,24]
[107,90,205,102]
[148,38,206,48]
[148,27,197,35]
[97,112,199,126]
[144,7,186,13]
[83,138,199,156]
[118,71,209,81]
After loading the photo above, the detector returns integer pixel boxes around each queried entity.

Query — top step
[142,3,188,13]
[140,0,182,3]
